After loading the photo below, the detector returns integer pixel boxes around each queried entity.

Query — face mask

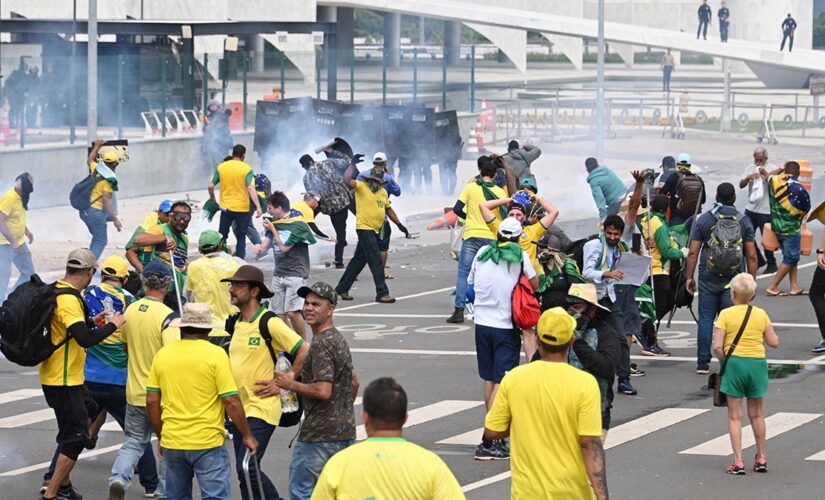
[568,309,590,340]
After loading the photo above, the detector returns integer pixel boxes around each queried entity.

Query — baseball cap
[537,307,577,346]
[519,178,538,193]
[66,248,97,270]
[298,281,338,306]
[143,261,172,278]
[101,255,129,278]
[198,230,224,252]
[102,150,120,164]
[677,153,692,165]
[498,217,523,238]
[373,152,387,164]
[157,199,174,213]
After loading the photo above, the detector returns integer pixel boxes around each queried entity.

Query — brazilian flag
[273,209,317,246]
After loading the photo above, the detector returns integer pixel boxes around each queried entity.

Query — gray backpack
[706,214,743,277]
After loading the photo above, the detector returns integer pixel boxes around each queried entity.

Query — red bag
[512,272,540,330]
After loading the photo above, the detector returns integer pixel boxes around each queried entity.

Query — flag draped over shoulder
[273,209,317,246]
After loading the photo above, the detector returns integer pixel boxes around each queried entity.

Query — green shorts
[720,356,769,399]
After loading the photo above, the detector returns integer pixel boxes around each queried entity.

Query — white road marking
[336,287,455,312]
[352,348,477,356]
[0,388,42,405]
[756,261,817,280]
[0,438,158,477]
[805,449,825,461]
[679,412,821,456]
[436,427,484,446]
[357,400,482,440]
[0,409,54,428]
[666,319,819,329]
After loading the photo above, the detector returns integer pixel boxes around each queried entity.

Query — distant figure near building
[661,49,675,92]
[718,2,730,42]
[697,0,712,40]
[781,14,797,52]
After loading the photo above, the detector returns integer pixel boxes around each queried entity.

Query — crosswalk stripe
[805,449,825,461]
[0,439,157,478]
[0,389,42,405]
[0,409,54,428]
[357,400,483,440]
[436,427,483,446]
[679,412,822,456]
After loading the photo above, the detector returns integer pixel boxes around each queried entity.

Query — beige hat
[169,303,223,329]
[567,283,611,312]
[66,248,97,270]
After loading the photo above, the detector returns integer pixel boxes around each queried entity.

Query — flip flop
[385,274,395,280]
[766,290,788,297]
[790,289,809,296]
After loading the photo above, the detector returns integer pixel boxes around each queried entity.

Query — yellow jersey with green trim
[0,188,26,245]
[211,159,254,212]
[353,180,390,233]
[458,182,505,240]
[122,297,176,406]
[39,281,87,386]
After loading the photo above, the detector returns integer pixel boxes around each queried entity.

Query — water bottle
[275,353,299,413]
[102,296,115,324]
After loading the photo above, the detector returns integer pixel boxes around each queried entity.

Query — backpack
[224,311,303,428]
[706,213,743,278]
[565,234,599,272]
[69,169,104,211]
[674,173,704,217]
[512,266,541,330]
[0,275,83,366]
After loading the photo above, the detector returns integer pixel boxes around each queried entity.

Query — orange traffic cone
[426,208,459,230]
[467,126,479,154]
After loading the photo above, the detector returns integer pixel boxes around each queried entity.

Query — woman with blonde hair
[712,272,779,475]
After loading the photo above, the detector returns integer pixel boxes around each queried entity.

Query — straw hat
[169,303,223,329]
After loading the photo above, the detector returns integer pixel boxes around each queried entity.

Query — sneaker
[651,343,671,357]
[40,481,49,494]
[725,461,746,475]
[446,308,464,324]
[629,363,646,377]
[334,262,345,269]
[696,363,710,375]
[618,378,637,395]
[376,295,396,304]
[474,442,509,461]
[812,341,825,353]
[763,264,778,275]
[752,455,767,473]
[338,292,354,301]
[108,481,126,500]
[634,333,655,356]
[144,489,157,498]
[494,439,510,456]
[57,483,83,500]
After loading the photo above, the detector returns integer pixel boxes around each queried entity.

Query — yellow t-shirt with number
[39,281,87,386]
[485,361,602,500]
[147,339,238,450]
[487,218,546,266]
[122,297,176,406]
[311,437,464,500]
[229,308,304,426]
[458,182,505,240]
[89,162,113,211]
[715,304,771,358]
[354,181,390,234]
[0,189,26,246]
[211,159,254,212]
[293,199,316,225]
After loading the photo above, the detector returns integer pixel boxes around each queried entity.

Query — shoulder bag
[707,305,752,407]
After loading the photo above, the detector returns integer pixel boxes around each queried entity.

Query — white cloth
[743,163,774,214]
[468,249,536,329]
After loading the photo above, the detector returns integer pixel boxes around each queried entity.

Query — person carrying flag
[765,161,811,297]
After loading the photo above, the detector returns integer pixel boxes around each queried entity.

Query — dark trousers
[336,229,389,299]
[653,274,673,321]
[600,291,632,380]
[810,266,825,342]
[720,22,729,42]
[330,207,350,266]
[697,19,709,39]
[439,160,458,196]
[229,418,281,500]
[219,209,253,259]
[744,210,776,267]
[663,67,672,92]
[781,31,794,51]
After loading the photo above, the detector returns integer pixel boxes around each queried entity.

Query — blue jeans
[697,270,733,365]
[80,207,108,258]
[229,418,281,500]
[777,232,801,266]
[454,237,492,309]
[218,209,253,259]
[164,446,231,500]
[0,243,34,303]
[288,440,353,500]
[109,404,166,496]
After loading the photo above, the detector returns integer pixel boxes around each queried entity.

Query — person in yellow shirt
[335,164,406,304]
[125,199,173,272]
[0,172,35,302]
[222,264,308,499]
[185,230,242,338]
[480,194,560,270]
[295,191,337,243]
[108,261,178,499]
[146,303,258,500]
[484,307,608,500]
[207,144,263,259]
[312,377,464,500]
[40,248,126,500]
[712,273,779,475]
[447,157,505,323]
[83,139,123,258]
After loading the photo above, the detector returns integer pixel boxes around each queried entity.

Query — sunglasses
[171,213,191,222]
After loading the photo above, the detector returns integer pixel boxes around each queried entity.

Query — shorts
[377,221,392,252]
[776,233,801,266]
[475,324,521,383]
[270,275,306,314]
[720,356,769,399]
[42,384,100,445]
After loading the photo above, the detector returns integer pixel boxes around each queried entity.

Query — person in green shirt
[134,201,191,311]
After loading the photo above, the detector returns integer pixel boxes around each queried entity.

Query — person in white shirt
[739,147,779,274]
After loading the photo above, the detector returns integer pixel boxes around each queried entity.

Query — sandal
[790,289,809,296]
[753,455,767,473]
[765,290,788,297]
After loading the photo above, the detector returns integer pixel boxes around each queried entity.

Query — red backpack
[512,268,540,330]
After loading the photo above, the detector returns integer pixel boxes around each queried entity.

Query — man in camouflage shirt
[273,281,359,500]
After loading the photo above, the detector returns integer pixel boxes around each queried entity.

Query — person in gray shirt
[501,140,541,184]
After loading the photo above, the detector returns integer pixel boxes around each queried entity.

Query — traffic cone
[0,104,10,139]
[475,123,486,154]
[467,126,479,154]
[426,209,458,230]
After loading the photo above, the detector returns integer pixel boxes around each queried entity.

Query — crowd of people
[0,132,818,499]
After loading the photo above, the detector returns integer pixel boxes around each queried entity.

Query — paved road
[2,228,825,499]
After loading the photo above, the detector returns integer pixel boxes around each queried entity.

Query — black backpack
[706,214,743,278]
[69,169,104,211]
[0,275,83,366]
[224,311,303,428]
[565,234,599,272]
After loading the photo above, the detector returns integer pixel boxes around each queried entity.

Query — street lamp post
[595,0,605,160]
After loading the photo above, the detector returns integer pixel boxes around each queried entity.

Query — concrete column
[250,35,265,73]
[87,0,98,142]
[337,7,354,65]
[384,12,401,68]
[444,21,461,66]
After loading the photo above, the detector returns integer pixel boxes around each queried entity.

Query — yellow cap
[101,150,120,163]
[101,255,129,278]
[536,307,577,346]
